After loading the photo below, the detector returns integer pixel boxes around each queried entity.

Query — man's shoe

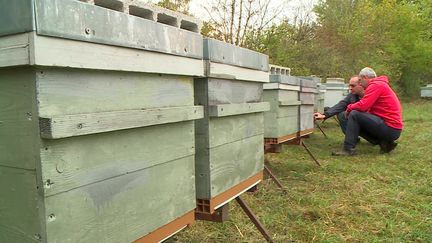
[332,148,357,156]
[380,141,398,153]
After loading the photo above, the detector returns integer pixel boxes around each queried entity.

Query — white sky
[149,0,319,23]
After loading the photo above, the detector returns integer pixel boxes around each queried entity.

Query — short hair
[359,67,377,78]
[350,75,360,83]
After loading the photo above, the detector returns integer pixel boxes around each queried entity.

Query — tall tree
[157,0,191,14]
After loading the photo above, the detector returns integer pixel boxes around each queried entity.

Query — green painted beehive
[0,0,204,242]
[194,38,269,211]
[263,73,301,141]
[323,78,348,107]
[420,84,432,98]
[315,81,326,113]
[298,77,318,135]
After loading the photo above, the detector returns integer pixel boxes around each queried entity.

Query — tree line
[158,0,432,97]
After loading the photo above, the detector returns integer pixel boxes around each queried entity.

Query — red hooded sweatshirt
[346,76,403,129]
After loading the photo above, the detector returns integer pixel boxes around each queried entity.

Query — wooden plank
[208,102,269,117]
[43,156,195,243]
[208,113,264,148]
[300,105,315,131]
[0,33,30,67]
[40,121,195,196]
[263,82,300,91]
[31,34,204,76]
[203,38,269,71]
[209,134,264,198]
[134,210,195,242]
[206,61,269,83]
[279,100,301,106]
[40,106,203,139]
[0,166,43,242]
[36,68,194,117]
[207,78,263,105]
[0,68,40,170]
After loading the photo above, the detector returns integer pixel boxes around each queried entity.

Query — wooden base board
[299,128,314,137]
[196,171,263,215]
[264,132,297,144]
[134,210,195,243]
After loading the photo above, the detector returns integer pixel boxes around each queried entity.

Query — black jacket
[324,93,360,118]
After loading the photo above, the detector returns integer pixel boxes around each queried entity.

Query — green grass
[169,100,432,243]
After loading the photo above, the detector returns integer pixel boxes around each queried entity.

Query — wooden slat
[208,102,269,117]
[43,156,195,242]
[0,33,30,67]
[0,166,42,242]
[40,122,195,196]
[32,34,204,76]
[263,82,300,91]
[39,106,203,139]
[206,61,269,83]
[209,134,264,198]
[0,68,40,170]
[279,100,301,106]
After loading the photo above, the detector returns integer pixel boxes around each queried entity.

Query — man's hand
[314,112,326,120]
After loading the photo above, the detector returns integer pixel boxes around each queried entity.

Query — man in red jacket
[332,67,403,156]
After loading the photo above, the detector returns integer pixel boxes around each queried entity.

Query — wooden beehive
[298,77,318,136]
[315,82,326,113]
[0,0,204,242]
[323,78,348,107]
[263,73,301,143]
[194,38,269,214]
[420,84,432,98]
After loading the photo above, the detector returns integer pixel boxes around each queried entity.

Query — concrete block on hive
[269,64,291,76]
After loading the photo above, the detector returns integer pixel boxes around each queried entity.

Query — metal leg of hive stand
[315,121,328,138]
[300,138,321,166]
[264,158,287,193]
[235,196,274,243]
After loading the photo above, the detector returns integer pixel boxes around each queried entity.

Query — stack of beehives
[323,78,348,107]
[0,0,204,242]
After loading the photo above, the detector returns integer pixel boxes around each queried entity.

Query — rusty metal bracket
[315,121,328,138]
[300,138,321,166]
[264,158,287,193]
[235,196,274,243]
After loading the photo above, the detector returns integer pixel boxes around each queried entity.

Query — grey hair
[359,67,377,78]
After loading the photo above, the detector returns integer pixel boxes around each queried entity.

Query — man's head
[349,75,364,97]
[358,67,377,88]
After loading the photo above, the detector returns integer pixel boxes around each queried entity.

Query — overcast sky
[188,0,319,22]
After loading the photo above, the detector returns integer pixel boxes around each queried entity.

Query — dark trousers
[337,112,348,134]
[344,110,401,149]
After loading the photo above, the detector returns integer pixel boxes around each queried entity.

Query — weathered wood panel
[0,33,30,67]
[40,106,203,139]
[36,67,194,117]
[32,34,203,76]
[300,105,315,131]
[208,102,269,117]
[210,134,264,197]
[300,92,315,105]
[43,156,195,242]
[264,115,298,138]
[0,166,43,243]
[205,61,269,83]
[0,68,40,170]
[208,113,264,148]
[207,78,263,105]
[40,122,195,196]
[0,0,34,37]
[203,38,269,71]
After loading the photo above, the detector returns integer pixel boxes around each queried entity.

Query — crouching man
[332,67,403,156]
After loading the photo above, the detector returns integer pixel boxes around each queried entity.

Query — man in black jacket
[314,75,364,134]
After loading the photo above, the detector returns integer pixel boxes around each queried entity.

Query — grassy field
[170,100,432,243]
